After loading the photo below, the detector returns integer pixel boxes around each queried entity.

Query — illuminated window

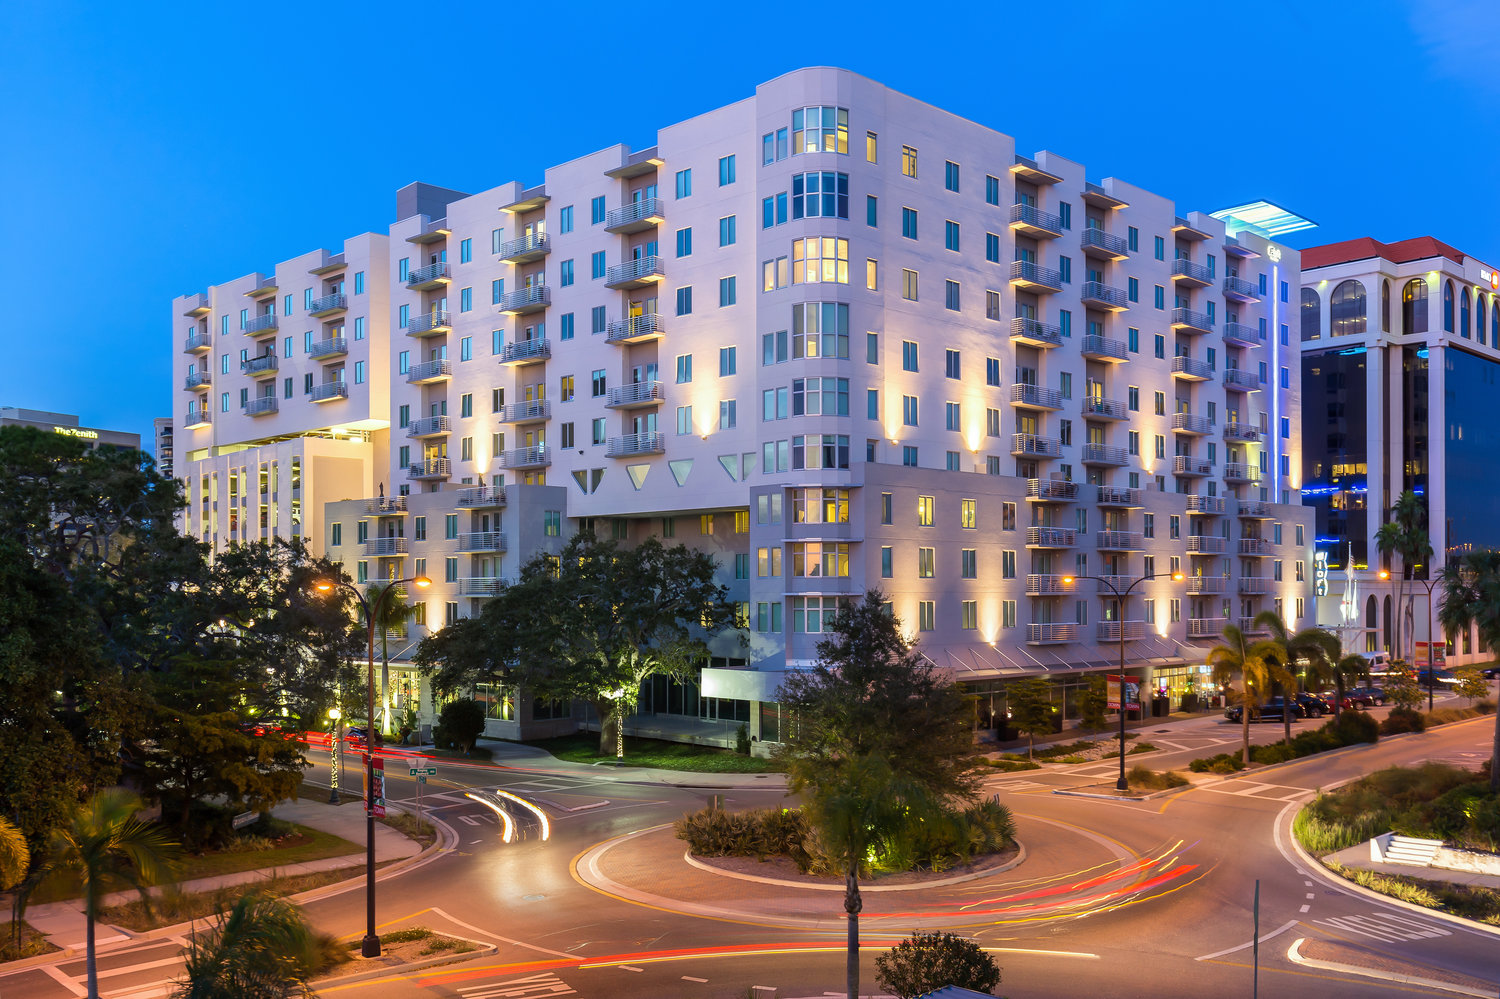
[791,237,848,284]
[792,106,848,154]
[901,144,918,178]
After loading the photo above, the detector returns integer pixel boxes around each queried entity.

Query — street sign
[417,775,427,784]
[408,767,438,776]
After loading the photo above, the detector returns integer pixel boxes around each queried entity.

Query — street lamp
[1065,569,1185,791]
[328,707,342,805]
[1414,572,1442,711]
[314,573,431,958]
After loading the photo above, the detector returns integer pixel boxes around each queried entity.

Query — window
[559,375,574,402]
[719,277,737,307]
[791,302,849,358]
[865,130,877,162]
[917,494,934,526]
[676,406,693,435]
[591,418,606,445]
[945,280,960,311]
[792,105,848,153]
[867,332,879,364]
[1128,277,1139,302]
[459,237,472,263]
[916,547,935,578]
[560,422,575,448]
[1002,502,1016,530]
[792,172,850,219]
[491,280,503,305]
[590,196,606,224]
[590,306,606,335]
[944,219,960,251]
[675,226,693,258]
[1154,334,1165,359]
[865,194,878,228]
[1001,549,1016,579]
[675,168,692,198]
[902,269,918,301]
[591,369,606,396]
[960,548,977,579]
[719,400,737,429]
[1331,279,1367,337]
[676,286,693,315]
[944,160,959,192]
[717,154,736,186]
[1058,202,1071,229]
[960,498,976,528]
[945,401,960,430]
[559,260,574,287]
[791,237,848,283]
[444,514,458,540]
[984,231,1000,264]
[354,271,365,294]
[1128,327,1140,353]
[457,287,472,312]
[902,446,918,467]
[867,259,878,291]
[559,313,575,341]
[1154,285,1165,309]
[558,206,574,232]
[901,207,918,239]
[719,215,736,246]
[901,144,918,177]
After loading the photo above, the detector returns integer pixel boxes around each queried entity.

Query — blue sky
[2,0,1494,448]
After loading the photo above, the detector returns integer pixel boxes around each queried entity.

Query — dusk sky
[3,1,1494,449]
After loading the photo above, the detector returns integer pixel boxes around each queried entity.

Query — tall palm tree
[1208,623,1294,766]
[364,581,414,737]
[1438,551,1500,792]
[38,790,177,999]
[1256,613,1340,742]
[174,891,324,999]
[0,816,29,892]
[1375,489,1433,663]
[1304,652,1371,722]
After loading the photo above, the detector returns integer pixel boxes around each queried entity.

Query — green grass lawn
[174,824,363,880]
[522,732,781,774]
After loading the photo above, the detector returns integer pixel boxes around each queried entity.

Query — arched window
[1381,279,1391,331]
[1301,287,1321,340]
[1366,595,1378,653]
[1461,288,1471,338]
[1330,280,1367,337]
[1443,280,1455,332]
[1403,278,1428,334]
[1479,295,1488,345]
[1492,294,1498,344]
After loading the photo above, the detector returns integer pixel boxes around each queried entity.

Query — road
[5,706,1499,998]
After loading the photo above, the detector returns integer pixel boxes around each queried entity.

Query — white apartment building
[1301,235,1500,666]
[174,67,1313,744]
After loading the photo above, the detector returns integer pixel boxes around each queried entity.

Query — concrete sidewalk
[472,736,789,790]
[23,796,423,953]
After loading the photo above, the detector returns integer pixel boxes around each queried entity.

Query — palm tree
[38,790,177,999]
[1305,652,1371,722]
[1438,551,1500,792]
[1256,613,1339,742]
[0,816,29,892]
[1375,490,1433,663]
[174,891,324,999]
[364,581,414,737]
[1208,623,1294,766]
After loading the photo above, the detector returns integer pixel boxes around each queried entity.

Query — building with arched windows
[1300,236,1500,664]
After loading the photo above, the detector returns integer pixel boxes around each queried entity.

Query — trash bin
[1152,695,1170,718]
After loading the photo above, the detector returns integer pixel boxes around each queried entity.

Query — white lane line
[1195,918,1301,960]
[458,815,480,826]
[429,907,575,958]
[1305,893,1315,899]
[681,976,708,983]
[470,839,482,844]
[619,965,644,972]
[1300,905,1311,913]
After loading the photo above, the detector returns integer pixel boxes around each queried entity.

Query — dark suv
[1346,687,1387,708]
[1293,692,1332,718]
[1224,696,1305,723]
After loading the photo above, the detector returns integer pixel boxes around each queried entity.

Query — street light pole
[1418,574,1440,712]
[315,573,430,959]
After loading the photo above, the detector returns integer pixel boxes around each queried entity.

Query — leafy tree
[1006,678,1055,759]
[413,613,511,697]
[433,698,486,755]
[1383,664,1423,711]
[173,891,331,999]
[875,930,1002,999]
[1375,490,1432,663]
[1077,675,1109,732]
[1305,651,1370,722]
[1455,668,1490,705]
[1209,623,1294,765]
[0,817,29,891]
[31,790,177,999]
[1438,551,1500,790]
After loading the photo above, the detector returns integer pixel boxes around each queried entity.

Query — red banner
[365,754,386,818]
[1107,673,1140,711]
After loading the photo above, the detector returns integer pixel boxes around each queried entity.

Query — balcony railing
[1238,538,1276,556]
[244,313,277,335]
[406,359,453,384]
[1081,443,1128,466]
[407,310,452,336]
[1080,335,1128,360]
[1010,316,1062,347]
[1026,574,1077,596]
[458,577,505,597]
[1172,413,1214,435]
[498,232,551,263]
[1010,383,1062,409]
[1171,308,1214,334]
[1081,227,1130,259]
[1082,397,1129,420]
[1027,622,1078,644]
[1012,433,1063,458]
[1010,259,1062,291]
[499,286,551,315]
[605,197,666,233]
[1238,616,1271,635]
[184,370,211,391]
[1237,500,1271,518]
[184,331,212,352]
[1094,574,1136,594]
[1026,527,1076,548]
[1187,535,1228,554]
[456,531,507,553]
[1080,281,1129,310]
[1186,495,1226,515]
[606,432,666,457]
[1224,368,1261,392]
[1009,203,1063,237]
[1225,462,1261,482]
[406,262,451,290]
[1097,621,1148,642]
[1238,577,1272,593]
[500,399,551,423]
[183,410,211,429]
[1027,478,1080,502]
[1096,485,1140,506]
[1223,276,1261,302]
[1096,531,1144,551]
[1174,455,1211,476]
[406,416,450,438]
[606,313,663,344]
[308,293,347,316]
[499,445,551,469]
[1171,258,1213,285]
[607,381,665,408]
[407,458,451,479]
[456,486,507,508]
[605,255,665,288]
[309,337,348,358]
[363,537,408,557]
[1186,576,1228,595]
[308,381,348,402]
[501,338,551,365]
[241,354,278,375]
[1223,422,1262,443]
[1171,356,1213,380]
[243,396,278,417]
[1187,617,1229,638]
[1223,322,1264,347]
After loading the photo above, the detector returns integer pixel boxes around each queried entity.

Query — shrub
[1293,805,1387,855]
[734,723,751,755]
[875,931,1001,999]
[988,757,1040,772]
[1126,765,1188,790]
[432,698,486,753]
[1382,707,1427,735]
[1189,752,1246,774]
[1334,709,1380,745]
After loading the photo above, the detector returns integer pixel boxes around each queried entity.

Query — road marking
[1196,918,1300,960]
[428,908,575,958]
[471,839,482,844]
[681,976,708,983]
[457,972,576,997]
[459,815,480,826]
[1300,905,1311,913]
[41,965,86,997]
[618,965,644,972]
[1313,911,1452,943]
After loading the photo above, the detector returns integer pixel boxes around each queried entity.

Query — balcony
[1173,413,1213,436]
[1027,478,1079,502]
[309,251,345,275]
[406,358,453,385]
[243,396,278,417]
[1225,462,1261,483]
[500,338,551,366]
[1237,500,1272,519]
[499,286,551,315]
[183,370,211,391]
[1223,422,1262,443]
[498,232,551,263]
[365,496,406,516]
[606,255,665,289]
[1027,622,1078,645]
[1186,535,1228,554]
[1224,235,1260,259]
[499,445,551,469]
[1080,281,1130,311]
[1096,485,1141,507]
[246,275,277,298]
[1238,617,1271,636]
[1010,384,1063,410]
[308,337,348,359]
[1186,576,1228,595]
[1010,260,1062,293]
[405,416,450,439]
[308,293,347,317]
[1171,356,1213,381]
[241,354,278,377]
[1188,618,1229,639]
[606,432,666,458]
[1081,227,1130,261]
[1081,397,1129,421]
[183,410,211,429]
[1171,308,1214,335]
[1171,259,1213,287]
[1186,495,1226,515]
[604,197,666,234]
[1081,443,1128,466]
[1238,577,1272,594]
[363,537,408,557]
[184,331,212,353]
[1082,182,1128,210]
[500,399,551,425]
[1008,203,1063,238]
[1174,455,1211,477]
[606,313,664,344]
[1080,335,1128,361]
[456,486,506,508]
[406,216,451,244]
[1026,527,1076,548]
[1238,538,1276,556]
[1223,369,1261,393]
[243,313,277,336]
[407,458,451,480]
[1012,434,1062,458]
[1026,574,1077,596]
[1010,316,1062,348]
[406,262,451,291]
[1096,531,1144,551]
[1222,276,1261,303]
[1223,322,1263,347]
[1093,574,1136,595]
[1097,621,1148,642]
[458,577,505,597]
[308,380,348,403]
[456,531,507,554]
[407,310,453,337]
[182,293,210,317]
[607,380,665,409]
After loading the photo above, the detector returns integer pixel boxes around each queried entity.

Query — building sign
[1314,550,1329,597]
[1482,268,1499,290]
[53,426,99,440]
[1267,245,1283,263]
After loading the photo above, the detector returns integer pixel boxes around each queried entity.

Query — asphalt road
[6,705,1500,998]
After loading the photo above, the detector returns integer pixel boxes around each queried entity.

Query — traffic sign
[417,775,427,784]
[408,767,438,776]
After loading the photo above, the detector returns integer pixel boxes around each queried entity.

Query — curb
[1051,785,1182,802]
[311,934,499,989]
[681,842,1027,893]
[1287,937,1493,997]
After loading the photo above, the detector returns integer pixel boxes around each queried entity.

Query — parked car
[1346,687,1387,708]
[344,726,383,748]
[1294,692,1332,718]
[1225,697,1305,723]
[1314,689,1357,710]
[1482,666,1500,680]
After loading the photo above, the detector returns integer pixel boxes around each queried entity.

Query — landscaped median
[524,732,783,774]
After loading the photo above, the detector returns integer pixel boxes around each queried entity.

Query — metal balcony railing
[1238,616,1271,635]
[1027,478,1080,501]
[606,255,665,287]
[1172,413,1214,435]
[1237,500,1271,518]
[244,313,277,335]
[308,293,347,315]
[308,381,348,402]
[500,338,551,364]
[241,354,278,375]
[1026,622,1078,644]
[363,537,408,556]
[1223,276,1261,301]
[1187,618,1229,638]
[406,262,450,288]
[1186,495,1226,514]
[605,197,666,232]
[1097,621,1148,642]
[1008,203,1063,235]
[1171,258,1213,284]
[498,232,551,262]
[1223,422,1262,442]
[1026,574,1077,595]
[1010,383,1063,409]
[1026,527,1076,547]
[1010,316,1063,347]
[1238,538,1276,556]
[405,416,450,438]
[1080,335,1128,360]
[1174,455,1211,476]
[1094,574,1136,594]
[407,458,451,479]
[1080,281,1129,309]
[607,381,665,408]
[1081,443,1128,465]
[1223,322,1263,347]
[499,445,550,468]
[308,337,348,358]
[1186,576,1228,595]
[1082,397,1129,420]
[406,359,453,383]
[500,399,551,423]
[1010,259,1063,290]
[183,370,211,390]
[1012,433,1063,458]
[184,331,212,352]
[1224,368,1261,391]
[243,396,278,416]
[183,410,211,428]
[499,286,551,313]
[1081,227,1129,258]
[1172,356,1214,379]
[606,432,666,457]
[1225,463,1261,482]
[458,577,505,596]
[407,310,452,336]
[1096,485,1140,506]
[1238,577,1272,593]
[456,531,507,553]
[1172,307,1214,333]
[606,313,663,343]
[456,486,507,508]
[1187,535,1228,554]
[1096,531,1144,550]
